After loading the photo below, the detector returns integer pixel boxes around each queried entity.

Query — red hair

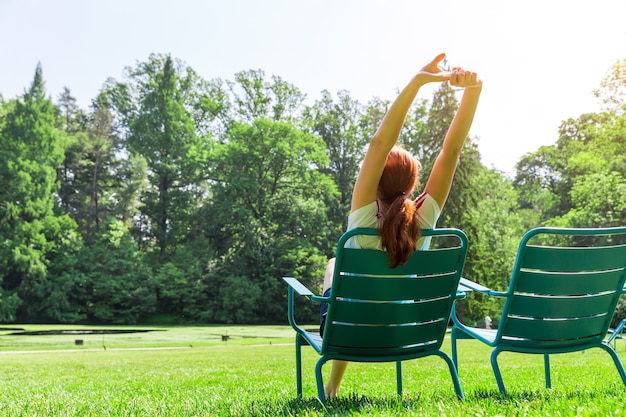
[377,146,422,267]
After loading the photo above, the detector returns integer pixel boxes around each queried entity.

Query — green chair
[451,226,626,396]
[283,227,468,402]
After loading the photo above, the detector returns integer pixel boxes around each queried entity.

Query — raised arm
[351,53,451,212]
[424,69,482,209]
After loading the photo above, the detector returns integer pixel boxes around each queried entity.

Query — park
[1,323,625,416]
[1,3,625,416]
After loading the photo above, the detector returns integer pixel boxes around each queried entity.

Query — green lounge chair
[451,226,626,396]
[284,227,468,402]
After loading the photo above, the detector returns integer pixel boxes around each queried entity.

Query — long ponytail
[380,196,421,267]
[377,146,422,268]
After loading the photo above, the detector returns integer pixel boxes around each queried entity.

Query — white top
[345,193,441,250]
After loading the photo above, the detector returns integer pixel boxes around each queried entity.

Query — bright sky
[1,0,625,174]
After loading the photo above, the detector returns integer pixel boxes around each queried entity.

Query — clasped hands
[417,53,482,90]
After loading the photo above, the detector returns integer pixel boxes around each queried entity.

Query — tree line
[1,53,624,326]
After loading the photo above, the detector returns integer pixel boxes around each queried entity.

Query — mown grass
[0,325,625,416]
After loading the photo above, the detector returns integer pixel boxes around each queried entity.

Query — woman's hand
[415,53,452,84]
[450,67,482,90]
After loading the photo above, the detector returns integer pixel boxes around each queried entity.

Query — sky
[1,0,625,174]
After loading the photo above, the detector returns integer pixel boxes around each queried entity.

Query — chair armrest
[283,277,314,297]
[283,277,327,337]
[459,277,507,297]
[459,277,491,293]
[607,319,626,344]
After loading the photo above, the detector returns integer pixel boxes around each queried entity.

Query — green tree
[516,109,625,227]
[0,64,79,321]
[227,69,305,123]
[302,90,367,233]
[57,92,126,242]
[106,53,220,260]
[205,118,337,323]
[21,216,86,323]
[456,167,529,324]
[403,82,482,230]
[153,241,209,322]
[513,57,626,326]
[81,219,156,324]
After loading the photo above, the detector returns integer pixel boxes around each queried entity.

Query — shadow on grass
[232,387,626,417]
[238,392,462,417]
[470,384,624,403]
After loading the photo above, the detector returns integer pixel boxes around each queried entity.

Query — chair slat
[326,320,447,349]
[333,274,458,301]
[341,247,465,276]
[515,269,626,295]
[332,297,451,325]
[521,244,626,272]
[508,292,617,319]
[501,314,609,341]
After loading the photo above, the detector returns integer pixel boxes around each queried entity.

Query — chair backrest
[321,228,468,357]
[497,227,626,350]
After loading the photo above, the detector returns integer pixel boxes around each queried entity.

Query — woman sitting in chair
[320,52,483,399]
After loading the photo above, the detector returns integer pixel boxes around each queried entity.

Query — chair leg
[315,357,329,403]
[600,344,626,387]
[436,351,465,400]
[451,327,459,371]
[543,354,551,389]
[295,335,303,397]
[396,361,403,396]
[490,347,507,396]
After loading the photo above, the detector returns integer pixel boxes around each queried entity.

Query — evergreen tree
[0,64,80,321]
[106,53,220,260]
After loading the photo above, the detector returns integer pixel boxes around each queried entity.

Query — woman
[321,52,482,399]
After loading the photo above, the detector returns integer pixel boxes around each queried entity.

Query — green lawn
[0,325,625,416]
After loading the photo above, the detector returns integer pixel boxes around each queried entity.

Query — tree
[205,118,337,322]
[456,167,530,324]
[302,90,368,233]
[0,64,79,321]
[594,58,626,112]
[81,219,156,324]
[407,83,482,230]
[153,242,209,322]
[227,69,306,123]
[57,92,126,242]
[515,108,625,228]
[105,53,222,260]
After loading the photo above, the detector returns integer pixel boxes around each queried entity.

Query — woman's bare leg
[325,360,348,399]
[322,257,335,293]
[322,257,348,399]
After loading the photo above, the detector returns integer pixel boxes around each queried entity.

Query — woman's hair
[377,146,422,268]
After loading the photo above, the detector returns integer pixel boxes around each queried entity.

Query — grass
[0,325,625,416]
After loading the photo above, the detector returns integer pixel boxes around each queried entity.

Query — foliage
[456,167,530,323]
[594,57,626,112]
[0,55,624,325]
[153,244,209,322]
[0,64,80,322]
[302,90,368,232]
[80,219,156,324]
[204,116,337,323]
[105,53,221,259]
